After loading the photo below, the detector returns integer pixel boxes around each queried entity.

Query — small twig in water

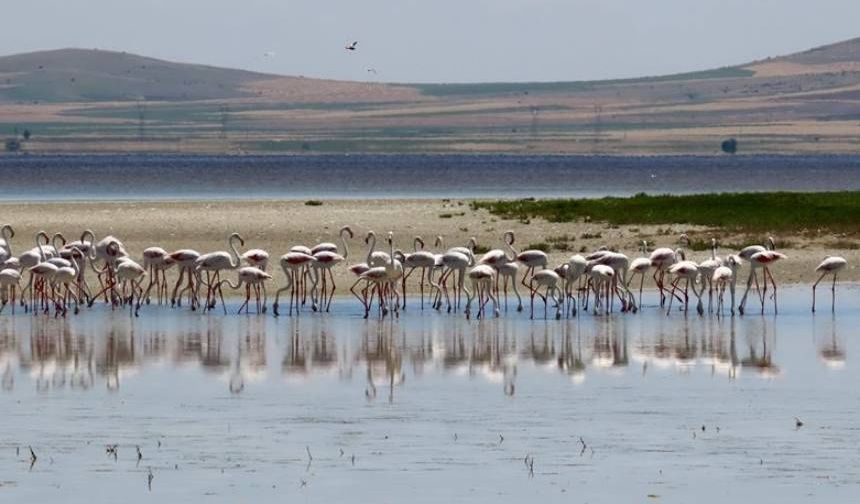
[339,448,344,457]
[28,446,37,469]
[147,467,154,491]
[499,434,504,445]
[137,445,143,463]
[306,446,313,461]
[300,479,308,488]
[351,454,356,466]
[528,458,535,478]
[579,437,587,456]
[795,417,804,429]
[454,433,458,441]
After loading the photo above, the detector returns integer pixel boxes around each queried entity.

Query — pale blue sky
[3,0,859,82]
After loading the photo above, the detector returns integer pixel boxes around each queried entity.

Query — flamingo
[438,248,473,313]
[627,241,652,309]
[52,247,85,316]
[812,256,848,313]
[141,247,175,306]
[564,254,587,316]
[738,237,786,315]
[666,254,703,316]
[169,249,201,309]
[508,233,548,289]
[478,231,522,312]
[649,233,688,306]
[346,232,376,310]
[0,224,14,263]
[528,269,562,320]
[195,232,245,313]
[310,226,353,312]
[464,264,499,319]
[712,254,741,316]
[219,267,273,314]
[61,229,96,299]
[591,251,635,312]
[697,238,723,314]
[0,268,21,314]
[586,263,615,315]
[359,232,402,318]
[273,251,316,316]
[20,231,57,313]
[115,256,146,317]
[398,236,437,310]
[91,234,127,302]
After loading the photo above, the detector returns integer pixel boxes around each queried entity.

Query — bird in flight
[263,51,276,58]
[345,41,358,51]
[365,67,378,75]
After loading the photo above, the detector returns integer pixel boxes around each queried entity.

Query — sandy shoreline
[0,199,857,296]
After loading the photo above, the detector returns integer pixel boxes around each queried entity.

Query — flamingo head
[503,230,515,245]
[364,230,375,244]
[340,225,354,239]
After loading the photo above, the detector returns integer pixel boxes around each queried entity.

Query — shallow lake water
[1,284,859,503]
[2,154,860,201]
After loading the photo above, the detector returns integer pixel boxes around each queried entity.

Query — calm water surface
[1,285,859,503]
[1,154,860,200]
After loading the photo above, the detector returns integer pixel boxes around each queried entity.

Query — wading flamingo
[195,233,245,313]
[311,226,353,312]
[738,238,786,315]
[464,264,499,319]
[399,237,437,310]
[529,269,562,320]
[220,267,273,314]
[627,241,651,309]
[712,254,741,316]
[812,256,848,313]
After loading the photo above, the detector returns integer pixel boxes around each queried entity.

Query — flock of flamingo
[0,224,849,319]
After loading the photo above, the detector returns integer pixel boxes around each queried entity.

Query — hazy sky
[3,0,859,83]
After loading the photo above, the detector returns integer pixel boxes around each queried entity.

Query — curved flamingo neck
[1,225,13,256]
[35,231,49,262]
[340,229,350,260]
[227,234,243,268]
[366,233,376,264]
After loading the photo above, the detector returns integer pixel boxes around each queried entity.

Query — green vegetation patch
[411,67,754,97]
[472,191,860,234]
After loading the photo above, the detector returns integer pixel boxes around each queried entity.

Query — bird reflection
[741,317,780,377]
[0,307,835,394]
[816,314,845,369]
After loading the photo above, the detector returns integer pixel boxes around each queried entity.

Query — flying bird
[263,51,276,58]
[345,41,358,51]
[365,67,378,75]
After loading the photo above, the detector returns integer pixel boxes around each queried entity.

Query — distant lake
[1,154,859,201]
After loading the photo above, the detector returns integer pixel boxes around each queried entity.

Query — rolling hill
[1,38,860,154]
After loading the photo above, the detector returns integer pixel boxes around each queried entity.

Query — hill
[2,38,860,155]
[0,48,418,103]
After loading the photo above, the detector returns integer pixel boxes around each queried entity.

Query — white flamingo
[195,232,245,313]
[398,237,438,310]
[627,241,651,309]
[273,251,316,316]
[479,231,523,313]
[528,269,562,320]
[220,267,273,314]
[712,254,741,316]
[464,264,499,319]
[310,226,353,312]
[697,238,723,314]
[812,256,848,313]
[738,237,786,315]
[666,254,703,316]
